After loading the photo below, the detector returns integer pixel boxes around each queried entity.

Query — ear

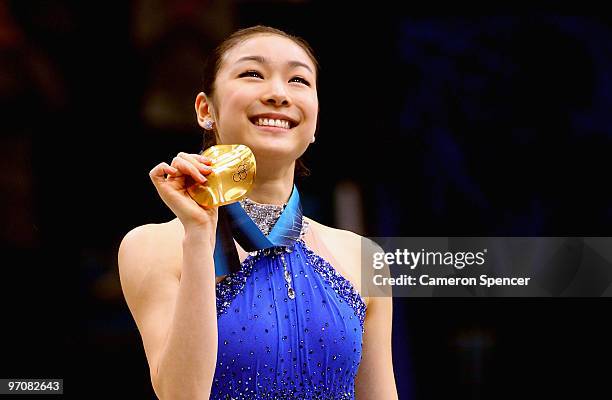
[195,92,214,129]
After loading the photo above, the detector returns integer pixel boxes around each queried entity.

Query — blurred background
[1,0,611,399]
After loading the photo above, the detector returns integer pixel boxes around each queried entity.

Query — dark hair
[201,25,320,177]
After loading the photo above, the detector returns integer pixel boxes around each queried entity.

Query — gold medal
[187,144,256,207]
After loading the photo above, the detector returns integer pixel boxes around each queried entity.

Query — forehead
[222,34,315,72]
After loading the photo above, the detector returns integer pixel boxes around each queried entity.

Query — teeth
[255,118,291,129]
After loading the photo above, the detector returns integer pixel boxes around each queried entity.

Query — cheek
[217,93,251,130]
[221,90,250,116]
[298,94,319,124]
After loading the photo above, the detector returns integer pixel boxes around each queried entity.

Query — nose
[262,78,291,107]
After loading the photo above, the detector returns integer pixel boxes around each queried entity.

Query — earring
[203,116,214,130]
[310,136,316,143]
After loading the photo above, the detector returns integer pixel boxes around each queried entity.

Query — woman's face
[209,34,318,165]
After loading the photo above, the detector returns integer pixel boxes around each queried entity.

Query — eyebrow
[235,55,313,74]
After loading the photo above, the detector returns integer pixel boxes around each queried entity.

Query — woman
[118,25,397,399]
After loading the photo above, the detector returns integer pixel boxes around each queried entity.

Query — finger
[197,154,213,165]
[180,152,213,171]
[196,150,213,165]
[172,157,207,183]
[149,162,178,182]
[178,152,213,175]
[162,164,179,180]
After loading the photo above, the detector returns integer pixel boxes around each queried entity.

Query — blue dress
[212,236,368,399]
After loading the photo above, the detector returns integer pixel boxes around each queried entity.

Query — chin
[250,144,296,161]
[245,141,304,164]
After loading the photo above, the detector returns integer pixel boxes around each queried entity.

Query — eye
[290,76,311,86]
[239,70,263,79]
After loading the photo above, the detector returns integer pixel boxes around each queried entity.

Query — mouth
[248,115,299,131]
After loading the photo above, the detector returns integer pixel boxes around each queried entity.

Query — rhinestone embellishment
[239,197,286,236]
[281,252,296,299]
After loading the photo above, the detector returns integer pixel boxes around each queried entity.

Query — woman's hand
[149,152,218,235]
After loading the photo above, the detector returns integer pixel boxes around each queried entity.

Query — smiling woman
[117,25,398,400]
[198,27,320,181]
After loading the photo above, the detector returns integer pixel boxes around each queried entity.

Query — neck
[247,161,295,205]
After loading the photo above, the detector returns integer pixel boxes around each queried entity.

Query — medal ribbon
[213,184,303,276]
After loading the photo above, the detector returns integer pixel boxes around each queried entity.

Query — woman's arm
[118,224,218,399]
[354,293,398,399]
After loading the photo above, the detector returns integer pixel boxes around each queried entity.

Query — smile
[249,117,295,131]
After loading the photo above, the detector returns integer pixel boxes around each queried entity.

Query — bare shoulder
[117,218,184,291]
[303,216,369,307]
[304,216,362,251]
[307,218,382,264]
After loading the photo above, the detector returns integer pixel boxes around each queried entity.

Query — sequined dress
[211,199,368,399]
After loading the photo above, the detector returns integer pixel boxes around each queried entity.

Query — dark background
[1,1,611,399]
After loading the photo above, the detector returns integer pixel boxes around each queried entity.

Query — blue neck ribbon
[213,184,303,276]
